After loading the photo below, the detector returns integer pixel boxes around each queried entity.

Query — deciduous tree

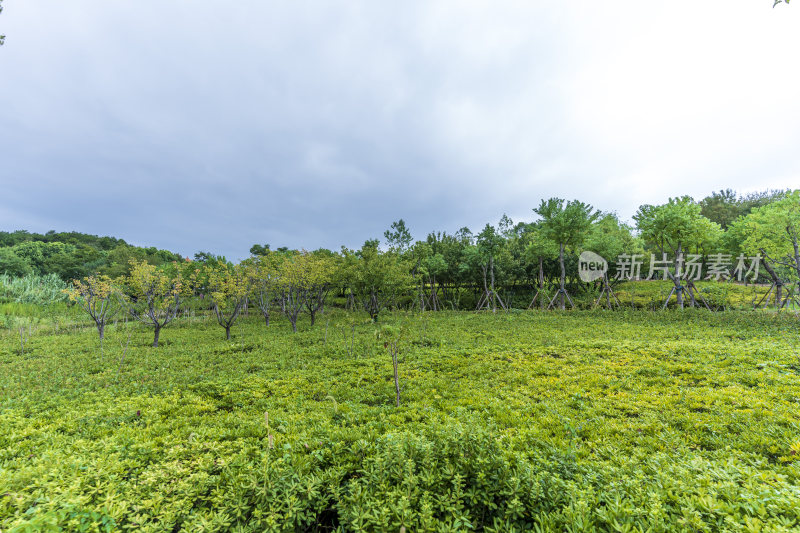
[634,196,722,309]
[122,260,184,347]
[65,274,121,341]
[739,190,800,282]
[343,242,411,321]
[534,198,599,309]
[204,263,250,340]
[245,252,282,327]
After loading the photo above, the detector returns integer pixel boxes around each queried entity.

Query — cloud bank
[1,1,798,259]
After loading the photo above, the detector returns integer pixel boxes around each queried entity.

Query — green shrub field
[2,309,800,531]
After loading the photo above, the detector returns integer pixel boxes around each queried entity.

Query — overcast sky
[1,1,798,259]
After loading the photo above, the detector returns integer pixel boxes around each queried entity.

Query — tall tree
[474,223,506,312]
[522,224,559,308]
[634,196,722,309]
[699,189,741,230]
[584,214,641,278]
[384,219,413,253]
[534,198,599,309]
[699,188,788,230]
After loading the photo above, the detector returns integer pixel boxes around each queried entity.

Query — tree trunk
[225,325,231,340]
[538,257,545,309]
[791,231,800,281]
[291,317,297,333]
[97,322,105,340]
[490,256,497,313]
[760,250,783,308]
[675,243,684,309]
[265,312,270,327]
[393,351,401,407]
[152,325,161,347]
[310,309,316,326]
[559,243,565,310]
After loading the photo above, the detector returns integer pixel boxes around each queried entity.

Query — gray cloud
[1,1,798,259]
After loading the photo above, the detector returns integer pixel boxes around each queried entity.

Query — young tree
[204,263,250,340]
[123,260,184,347]
[376,324,404,407]
[303,252,337,326]
[343,242,411,321]
[534,198,599,309]
[474,223,506,312]
[522,224,559,308]
[425,230,471,309]
[65,274,121,342]
[634,196,722,309]
[278,252,308,333]
[421,249,448,311]
[276,251,333,332]
[245,252,282,327]
[407,241,431,311]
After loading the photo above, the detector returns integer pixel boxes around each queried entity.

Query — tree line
[0,230,184,280]
[57,189,800,347]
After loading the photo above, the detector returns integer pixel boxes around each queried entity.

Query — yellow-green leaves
[64,274,120,339]
[122,260,185,346]
[202,263,250,339]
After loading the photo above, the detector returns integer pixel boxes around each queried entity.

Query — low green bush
[1,310,799,531]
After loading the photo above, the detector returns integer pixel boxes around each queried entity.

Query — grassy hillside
[2,310,800,531]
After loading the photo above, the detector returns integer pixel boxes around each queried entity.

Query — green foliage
[635,196,723,256]
[384,219,413,253]
[700,189,789,230]
[2,310,800,530]
[0,230,183,280]
[534,198,599,253]
[0,248,32,277]
[120,260,186,346]
[342,243,411,321]
[738,190,800,279]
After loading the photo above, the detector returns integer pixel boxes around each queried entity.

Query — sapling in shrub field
[377,324,405,407]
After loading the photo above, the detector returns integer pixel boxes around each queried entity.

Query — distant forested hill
[0,230,184,280]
